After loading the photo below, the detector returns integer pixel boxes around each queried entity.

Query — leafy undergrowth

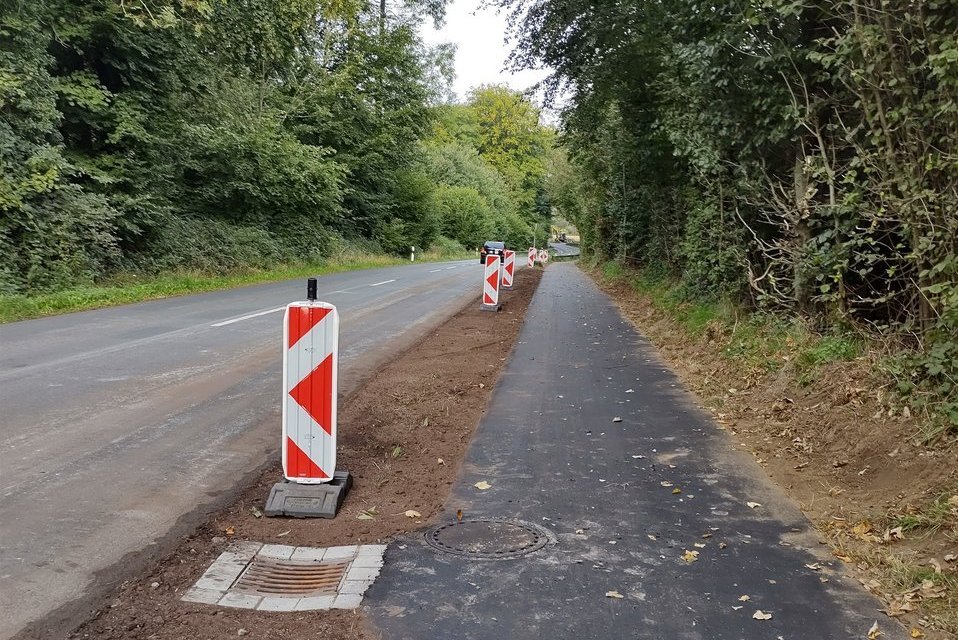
[594,259,958,638]
[0,248,472,324]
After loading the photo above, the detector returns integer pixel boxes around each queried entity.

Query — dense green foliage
[1,0,551,298]
[500,0,958,428]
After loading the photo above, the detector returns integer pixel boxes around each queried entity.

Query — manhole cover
[232,557,349,597]
[425,518,552,560]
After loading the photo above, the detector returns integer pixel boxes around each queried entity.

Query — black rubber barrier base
[264,471,352,518]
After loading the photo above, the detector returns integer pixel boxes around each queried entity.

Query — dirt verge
[53,267,542,640]
[592,269,958,638]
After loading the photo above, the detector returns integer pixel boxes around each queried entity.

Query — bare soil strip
[593,270,958,639]
[44,267,542,640]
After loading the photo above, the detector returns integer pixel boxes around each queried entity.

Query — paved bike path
[364,262,900,639]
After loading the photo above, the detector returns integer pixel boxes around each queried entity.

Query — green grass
[0,248,473,324]
[596,258,862,381]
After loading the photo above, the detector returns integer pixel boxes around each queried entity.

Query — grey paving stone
[339,580,373,596]
[181,587,224,605]
[356,544,387,556]
[290,547,327,562]
[259,544,296,560]
[332,593,364,609]
[257,596,300,612]
[324,545,359,560]
[218,592,262,609]
[350,555,384,569]
[345,566,380,582]
[295,595,337,611]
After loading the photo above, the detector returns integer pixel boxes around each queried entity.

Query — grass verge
[598,259,863,382]
[0,249,473,324]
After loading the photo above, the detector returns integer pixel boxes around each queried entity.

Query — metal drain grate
[425,518,552,560]
[231,558,349,597]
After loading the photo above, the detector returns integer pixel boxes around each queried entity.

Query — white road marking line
[369,279,396,287]
[211,307,285,327]
[445,266,457,270]
[429,269,443,273]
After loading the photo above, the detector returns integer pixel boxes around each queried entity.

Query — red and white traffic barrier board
[481,254,501,310]
[502,249,515,288]
[528,247,536,268]
[283,301,339,483]
[538,249,550,264]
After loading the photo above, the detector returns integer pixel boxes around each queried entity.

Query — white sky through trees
[419,0,550,103]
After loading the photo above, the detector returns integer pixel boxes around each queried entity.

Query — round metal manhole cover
[425,518,552,560]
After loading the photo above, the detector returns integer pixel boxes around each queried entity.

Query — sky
[419,0,551,103]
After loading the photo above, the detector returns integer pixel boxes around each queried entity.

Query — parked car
[480,240,506,263]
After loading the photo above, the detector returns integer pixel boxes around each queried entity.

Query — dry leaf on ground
[605,590,624,599]
[404,510,421,518]
[746,501,762,509]
[867,621,881,639]
[474,481,491,490]
[752,610,772,620]
[681,550,699,563]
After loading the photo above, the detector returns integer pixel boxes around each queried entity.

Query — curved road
[0,259,482,639]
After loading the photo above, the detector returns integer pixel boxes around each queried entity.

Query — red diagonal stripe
[289,353,334,435]
[286,436,328,479]
[288,306,331,349]
[486,269,499,289]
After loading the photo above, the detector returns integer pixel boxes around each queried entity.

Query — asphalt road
[0,259,482,639]
[367,263,899,639]
[549,241,580,257]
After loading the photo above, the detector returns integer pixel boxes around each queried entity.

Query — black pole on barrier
[306,277,317,301]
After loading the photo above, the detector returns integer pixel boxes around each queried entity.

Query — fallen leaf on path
[250,506,263,518]
[719,541,728,549]
[746,502,762,509]
[660,481,673,487]
[625,389,634,393]
[693,542,706,548]
[474,481,491,490]
[752,610,772,620]
[575,529,585,535]
[276,530,291,537]
[910,628,925,638]
[225,526,235,536]
[358,507,378,520]
[732,606,743,610]
[404,510,421,518]
[681,550,699,563]
[804,563,822,571]
[605,590,624,599]
[612,417,623,423]
[867,621,881,639]
[944,553,956,562]
[738,595,750,602]
[927,558,943,573]
[672,488,682,494]
[701,532,713,538]
[437,458,444,465]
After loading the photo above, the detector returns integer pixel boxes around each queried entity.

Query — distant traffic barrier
[502,249,515,290]
[538,249,550,265]
[528,247,536,268]
[480,254,502,312]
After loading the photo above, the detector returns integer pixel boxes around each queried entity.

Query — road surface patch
[183,543,385,611]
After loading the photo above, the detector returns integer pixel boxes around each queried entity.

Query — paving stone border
[182,542,386,611]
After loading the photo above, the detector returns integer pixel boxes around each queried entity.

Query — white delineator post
[480,254,502,312]
[528,247,536,268]
[283,300,339,483]
[502,249,516,289]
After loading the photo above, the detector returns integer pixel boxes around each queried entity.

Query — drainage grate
[231,558,349,597]
[425,518,552,560]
